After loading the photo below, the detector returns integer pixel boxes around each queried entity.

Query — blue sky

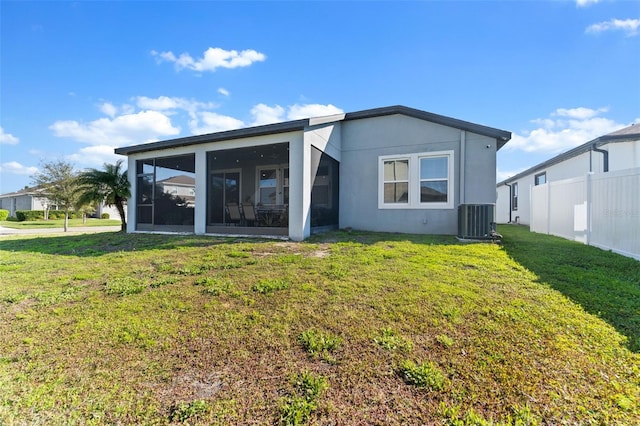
[1,0,639,194]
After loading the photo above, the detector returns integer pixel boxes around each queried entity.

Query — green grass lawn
[0,218,122,229]
[0,226,638,425]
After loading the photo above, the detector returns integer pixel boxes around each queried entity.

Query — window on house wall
[419,156,449,203]
[382,159,409,204]
[379,151,454,209]
[512,183,518,211]
[535,172,546,185]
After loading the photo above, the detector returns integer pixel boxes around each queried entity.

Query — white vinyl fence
[531,167,640,260]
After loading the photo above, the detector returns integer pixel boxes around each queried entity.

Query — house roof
[497,123,640,186]
[114,105,512,156]
[157,175,195,186]
[0,186,45,199]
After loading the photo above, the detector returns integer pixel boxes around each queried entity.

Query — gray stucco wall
[0,195,38,216]
[463,132,498,204]
[339,114,497,235]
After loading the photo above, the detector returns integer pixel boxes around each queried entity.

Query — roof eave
[114,119,308,156]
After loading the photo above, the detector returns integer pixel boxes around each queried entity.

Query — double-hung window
[419,156,449,203]
[379,150,454,209]
[382,159,410,204]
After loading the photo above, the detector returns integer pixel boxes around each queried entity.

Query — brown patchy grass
[0,227,638,424]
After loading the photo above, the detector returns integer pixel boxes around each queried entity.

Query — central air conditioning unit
[458,204,496,240]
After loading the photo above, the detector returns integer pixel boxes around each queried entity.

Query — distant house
[497,123,640,225]
[0,187,50,217]
[0,186,124,219]
[157,175,195,208]
[115,105,511,240]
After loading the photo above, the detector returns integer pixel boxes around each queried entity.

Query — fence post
[547,182,551,235]
[586,172,592,246]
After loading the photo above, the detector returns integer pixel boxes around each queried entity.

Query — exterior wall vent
[457,204,496,240]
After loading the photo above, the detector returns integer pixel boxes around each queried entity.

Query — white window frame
[380,157,410,206]
[378,150,454,210]
[256,164,288,206]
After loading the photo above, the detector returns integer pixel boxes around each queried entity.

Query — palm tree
[76,160,130,232]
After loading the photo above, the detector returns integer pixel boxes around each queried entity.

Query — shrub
[0,209,9,221]
[101,213,110,219]
[48,211,64,220]
[16,210,44,221]
[399,360,445,391]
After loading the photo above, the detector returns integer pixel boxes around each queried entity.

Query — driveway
[0,226,121,236]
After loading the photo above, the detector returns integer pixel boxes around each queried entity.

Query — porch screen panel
[207,171,240,225]
[135,154,195,230]
[310,147,339,228]
[136,159,154,225]
[154,156,195,226]
[209,173,224,224]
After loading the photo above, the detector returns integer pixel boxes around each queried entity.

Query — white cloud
[287,103,344,120]
[135,95,181,111]
[0,127,19,145]
[134,96,216,118]
[218,87,230,97]
[99,102,118,118]
[586,18,640,37]
[189,112,245,135]
[50,110,180,145]
[0,161,38,176]
[152,47,266,72]
[249,103,344,126]
[553,106,608,120]
[506,107,624,154]
[576,0,600,7]
[250,103,286,126]
[67,145,123,168]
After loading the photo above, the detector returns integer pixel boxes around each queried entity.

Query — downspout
[592,144,609,172]
[504,183,513,223]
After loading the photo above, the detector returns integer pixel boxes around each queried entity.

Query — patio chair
[226,202,242,226]
[241,202,258,226]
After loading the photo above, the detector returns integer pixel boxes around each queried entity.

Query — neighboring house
[114,105,511,241]
[0,187,50,217]
[497,123,640,225]
[0,187,124,219]
[157,175,196,208]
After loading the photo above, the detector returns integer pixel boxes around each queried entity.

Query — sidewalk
[0,226,121,236]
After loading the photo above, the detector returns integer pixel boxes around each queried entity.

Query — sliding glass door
[208,170,240,225]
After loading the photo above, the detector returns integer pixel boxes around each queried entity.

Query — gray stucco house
[0,186,124,220]
[0,187,49,217]
[114,105,511,241]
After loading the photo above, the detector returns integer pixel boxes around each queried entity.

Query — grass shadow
[0,232,240,257]
[499,224,640,352]
[0,229,458,259]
